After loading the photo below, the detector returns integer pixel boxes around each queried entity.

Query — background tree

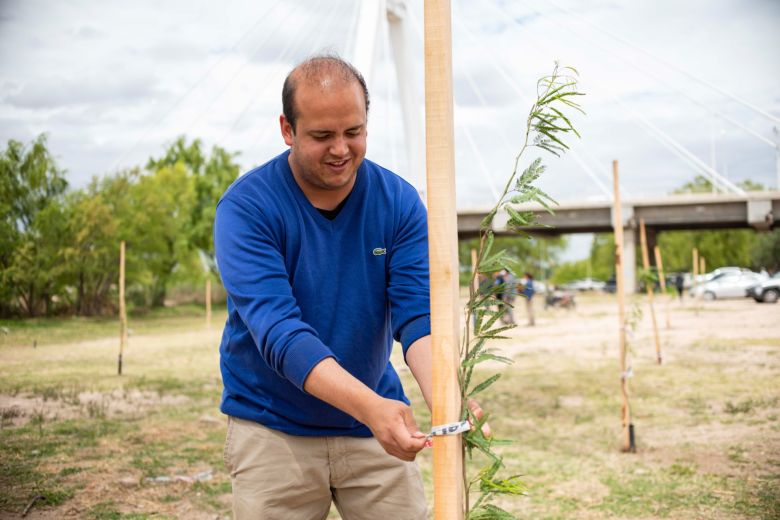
[458,235,566,284]
[146,136,239,273]
[128,163,196,307]
[0,135,69,316]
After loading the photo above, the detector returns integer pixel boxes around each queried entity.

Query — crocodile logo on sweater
[372,248,387,256]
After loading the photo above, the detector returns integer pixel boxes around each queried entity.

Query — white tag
[427,420,471,437]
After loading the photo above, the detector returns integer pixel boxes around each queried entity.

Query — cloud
[4,73,165,109]
[74,25,103,39]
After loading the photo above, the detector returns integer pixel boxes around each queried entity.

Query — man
[214,55,484,518]
[500,269,517,325]
[522,272,536,326]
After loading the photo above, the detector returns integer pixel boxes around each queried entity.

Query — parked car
[696,266,748,284]
[747,273,780,303]
[691,271,767,300]
[561,278,606,291]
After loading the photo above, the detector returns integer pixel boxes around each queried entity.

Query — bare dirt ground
[1,294,778,519]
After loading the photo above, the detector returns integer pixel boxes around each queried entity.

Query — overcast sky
[1,0,778,212]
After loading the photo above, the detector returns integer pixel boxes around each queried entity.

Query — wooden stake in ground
[692,248,699,295]
[639,219,662,364]
[118,240,127,376]
[612,161,634,452]
[205,278,212,328]
[424,0,464,517]
[470,249,479,295]
[654,245,670,330]
[700,256,706,278]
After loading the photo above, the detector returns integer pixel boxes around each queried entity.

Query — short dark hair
[282,54,370,132]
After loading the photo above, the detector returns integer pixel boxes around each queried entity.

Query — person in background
[501,269,517,325]
[522,272,536,326]
[675,273,685,301]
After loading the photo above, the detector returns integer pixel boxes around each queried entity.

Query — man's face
[280,78,367,204]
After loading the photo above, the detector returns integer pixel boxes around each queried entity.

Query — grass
[0,303,226,349]
[0,298,778,518]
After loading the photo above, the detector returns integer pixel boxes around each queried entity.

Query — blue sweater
[214,151,431,437]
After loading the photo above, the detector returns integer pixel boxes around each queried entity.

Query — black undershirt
[316,192,351,220]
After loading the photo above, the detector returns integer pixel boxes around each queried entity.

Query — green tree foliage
[462,63,584,519]
[128,163,197,306]
[146,136,240,270]
[0,135,70,316]
[0,135,239,317]
[751,230,780,272]
[459,236,566,284]
[62,172,137,315]
[549,233,613,285]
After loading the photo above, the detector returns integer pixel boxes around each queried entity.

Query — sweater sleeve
[214,196,335,391]
[387,188,431,357]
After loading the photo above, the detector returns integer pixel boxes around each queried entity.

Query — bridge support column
[613,203,637,294]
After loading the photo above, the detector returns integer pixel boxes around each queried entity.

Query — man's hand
[303,358,426,461]
[467,398,492,438]
[363,398,427,461]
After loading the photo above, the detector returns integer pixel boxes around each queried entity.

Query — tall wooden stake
[700,256,706,277]
[424,0,464,517]
[205,278,212,328]
[118,241,127,376]
[654,246,670,330]
[612,161,634,452]
[470,249,479,295]
[692,248,700,314]
[639,219,662,364]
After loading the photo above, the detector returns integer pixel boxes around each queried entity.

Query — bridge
[457,191,780,292]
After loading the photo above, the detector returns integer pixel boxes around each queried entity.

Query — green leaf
[468,373,501,397]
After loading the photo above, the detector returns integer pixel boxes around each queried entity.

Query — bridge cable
[192,0,319,142]
[217,0,336,148]
[539,0,780,125]
[451,0,619,200]
[404,1,501,201]
[520,0,774,148]
[487,0,746,196]
[105,0,287,173]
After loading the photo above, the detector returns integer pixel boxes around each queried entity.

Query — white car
[561,278,606,291]
[692,271,767,300]
[748,273,780,303]
[696,266,747,284]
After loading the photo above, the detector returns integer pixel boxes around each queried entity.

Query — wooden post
[470,249,479,295]
[639,219,662,364]
[118,241,127,376]
[654,246,670,330]
[205,278,212,328]
[424,0,464,517]
[612,161,634,452]
[692,248,699,297]
[700,256,706,278]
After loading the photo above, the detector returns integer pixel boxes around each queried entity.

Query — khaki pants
[224,416,428,520]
